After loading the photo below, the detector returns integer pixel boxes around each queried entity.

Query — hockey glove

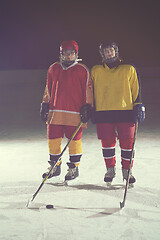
[80,104,92,123]
[133,103,145,124]
[40,102,49,122]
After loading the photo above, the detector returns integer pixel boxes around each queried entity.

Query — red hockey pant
[96,122,135,169]
[47,124,83,164]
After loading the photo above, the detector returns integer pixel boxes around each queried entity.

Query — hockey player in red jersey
[91,41,145,186]
[40,40,93,181]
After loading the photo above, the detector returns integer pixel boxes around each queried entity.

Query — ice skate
[104,167,116,187]
[122,168,136,187]
[65,162,79,181]
[42,159,62,179]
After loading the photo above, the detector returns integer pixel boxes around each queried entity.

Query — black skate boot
[122,168,136,187]
[104,167,116,187]
[42,159,62,179]
[65,162,79,181]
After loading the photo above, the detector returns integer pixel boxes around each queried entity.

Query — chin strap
[62,60,75,67]
[62,58,83,68]
[104,58,122,68]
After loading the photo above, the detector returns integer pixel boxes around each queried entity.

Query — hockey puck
[46,204,54,209]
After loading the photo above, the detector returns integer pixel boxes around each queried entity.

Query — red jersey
[42,62,93,126]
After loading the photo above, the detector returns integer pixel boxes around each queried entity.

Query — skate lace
[105,168,115,178]
[48,165,57,174]
[67,168,75,176]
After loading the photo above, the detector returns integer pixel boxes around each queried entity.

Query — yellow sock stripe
[68,139,82,155]
[48,138,62,155]
[74,162,80,167]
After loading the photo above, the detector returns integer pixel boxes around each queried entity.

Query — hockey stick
[27,121,83,207]
[120,121,138,209]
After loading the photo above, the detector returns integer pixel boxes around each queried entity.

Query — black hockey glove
[40,102,49,122]
[133,103,145,124]
[80,104,92,123]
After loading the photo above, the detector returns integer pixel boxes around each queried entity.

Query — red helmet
[60,40,79,54]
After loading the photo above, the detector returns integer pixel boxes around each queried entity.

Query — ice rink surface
[0,70,160,240]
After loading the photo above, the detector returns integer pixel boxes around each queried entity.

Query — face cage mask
[60,52,78,67]
[99,45,119,64]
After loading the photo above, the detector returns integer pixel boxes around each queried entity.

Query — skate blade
[106,182,112,188]
[55,181,68,186]
[64,177,81,185]
[45,176,62,183]
[47,180,68,186]
[47,178,79,187]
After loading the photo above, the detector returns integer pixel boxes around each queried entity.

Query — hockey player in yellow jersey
[91,41,145,186]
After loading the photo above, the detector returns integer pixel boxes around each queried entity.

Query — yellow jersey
[91,63,141,123]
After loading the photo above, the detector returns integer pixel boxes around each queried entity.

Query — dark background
[0,0,160,70]
[0,0,160,140]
